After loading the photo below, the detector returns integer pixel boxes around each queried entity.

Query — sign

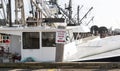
[56,30,66,44]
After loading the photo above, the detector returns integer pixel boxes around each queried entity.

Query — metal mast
[14,0,25,25]
[30,0,34,17]
[15,0,18,24]
[77,5,80,25]
[1,0,6,21]
[8,0,12,27]
[20,0,25,25]
[68,0,72,25]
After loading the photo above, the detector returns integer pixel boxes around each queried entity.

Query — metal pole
[55,26,65,62]
[8,0,12,27]
[68,0,72,25]
[15,0,18,24]
[20,0,25,25]
[79,7,93,25]
[1,0,7,23]
[77,5,80,25]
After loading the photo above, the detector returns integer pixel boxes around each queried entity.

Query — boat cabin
[0,26,78,62]
[0,21,91,62]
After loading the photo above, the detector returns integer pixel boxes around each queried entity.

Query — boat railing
[78,46,101,48]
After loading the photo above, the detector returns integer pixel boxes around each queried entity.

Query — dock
[0,62,120,69]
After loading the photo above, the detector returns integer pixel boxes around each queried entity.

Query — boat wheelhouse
[0,21,95,62]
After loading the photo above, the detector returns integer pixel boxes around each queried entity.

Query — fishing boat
[0,0,120,62]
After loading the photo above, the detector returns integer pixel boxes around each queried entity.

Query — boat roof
[0,26,71,35]
[67,24,90,32]
[0,25,90,31]
[0,26,67,31]
[0,24,90,35]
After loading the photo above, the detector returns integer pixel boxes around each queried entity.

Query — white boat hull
[63,35,120,62]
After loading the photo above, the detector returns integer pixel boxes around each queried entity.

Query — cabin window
[42,32,56,47]
[23,32,39,49]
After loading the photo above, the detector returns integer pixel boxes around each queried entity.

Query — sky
[58,0,120,29]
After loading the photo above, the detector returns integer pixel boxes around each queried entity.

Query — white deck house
[0,26,85,62]
[0,23,93,62]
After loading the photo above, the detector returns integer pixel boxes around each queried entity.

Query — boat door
[21,32,40,62]
[40,32,56,62]
[21,31,56,62]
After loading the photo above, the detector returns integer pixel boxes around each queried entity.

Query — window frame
[22,32,40,49]
[41,32,56,47]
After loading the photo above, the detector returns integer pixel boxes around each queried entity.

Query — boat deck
[0,62,120,69]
